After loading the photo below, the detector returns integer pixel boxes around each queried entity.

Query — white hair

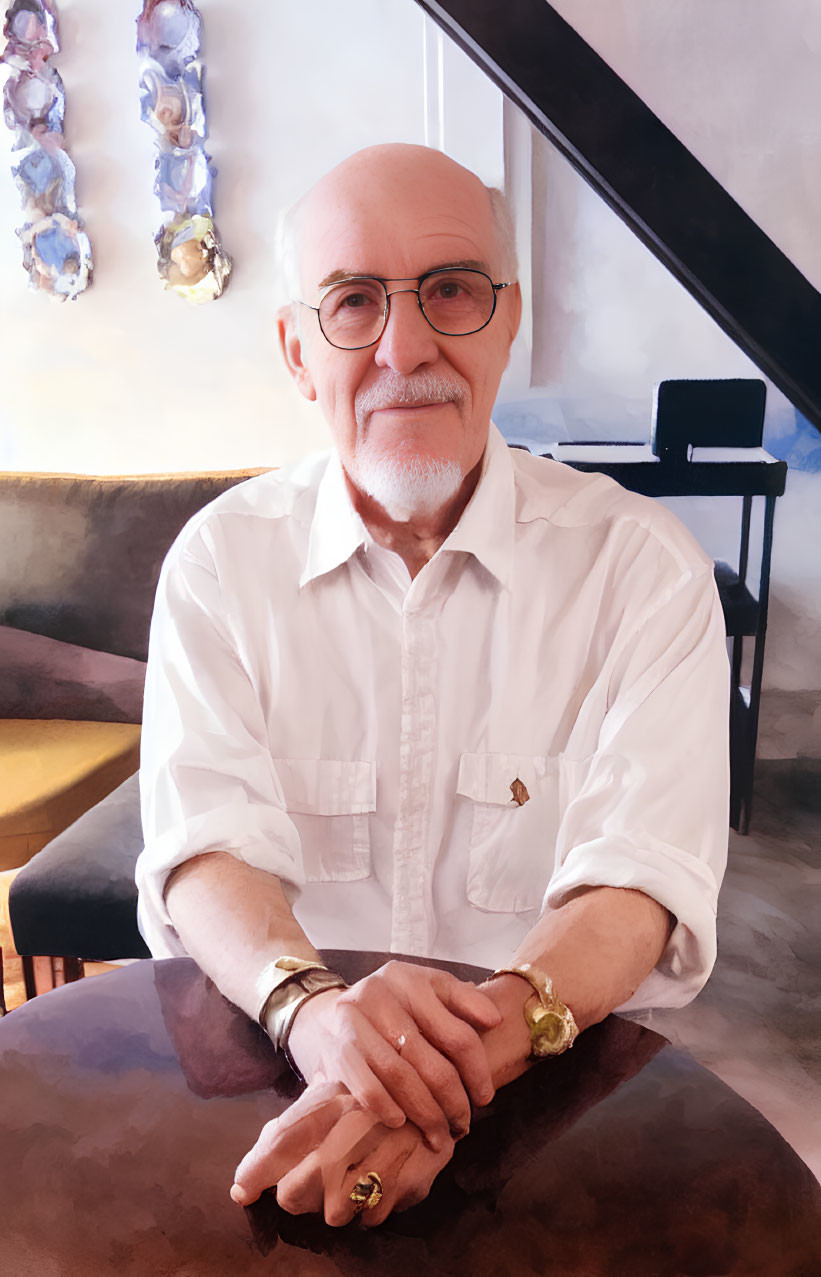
[274,178,518,305]
[487,185,519,281]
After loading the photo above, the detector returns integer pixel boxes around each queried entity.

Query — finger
[279,1108,387,1224]
[361,1042,453,1151]
[319,1111,392,1227]
[231,1084,355,1205]
[399,1034,472,1137]
[275,1150,324,1216]
[349,1002,463,1133]
[333,986,469,1142]
[337,1004,455,1148]
[336,1036,407,1130]
[350,1047,451,1151]
[410,991,496,1107]
[359,1135,449,1229]
[432,972,502,1030]
[337,1128,418,1229]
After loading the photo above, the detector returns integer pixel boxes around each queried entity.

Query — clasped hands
[231,961,502,1226]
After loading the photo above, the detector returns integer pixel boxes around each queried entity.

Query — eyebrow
[317,259,491,289]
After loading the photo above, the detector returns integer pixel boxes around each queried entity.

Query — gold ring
[350,1171,383,1213]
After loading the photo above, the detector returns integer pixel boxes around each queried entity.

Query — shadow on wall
[766,410,821,473]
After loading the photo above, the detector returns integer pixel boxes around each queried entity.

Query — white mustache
[355,372,467,416]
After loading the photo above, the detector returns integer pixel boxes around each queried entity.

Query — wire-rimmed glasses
[298,267,512,350]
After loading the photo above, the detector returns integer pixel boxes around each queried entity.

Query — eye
[421,271,482,307]
[432,278,465,300]
[323,280,383,318]
[341,292,371,309]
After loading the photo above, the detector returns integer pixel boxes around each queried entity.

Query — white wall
[0,0,503,474]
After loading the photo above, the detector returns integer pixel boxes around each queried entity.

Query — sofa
[2,467,264,996]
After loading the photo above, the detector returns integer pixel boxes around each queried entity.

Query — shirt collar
[299,449,368,588]
[440,423,515,590]
[299,422,516,591]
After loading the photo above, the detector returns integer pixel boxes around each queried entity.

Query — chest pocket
[274,758,375,883]
[457,752,569,913]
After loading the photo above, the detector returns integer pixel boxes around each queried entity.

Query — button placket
[391,599,438,955]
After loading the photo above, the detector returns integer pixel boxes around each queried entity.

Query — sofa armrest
[9,772,149,961]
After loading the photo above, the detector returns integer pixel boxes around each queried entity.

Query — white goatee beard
[349,447,464,523]
[351,371,469,522]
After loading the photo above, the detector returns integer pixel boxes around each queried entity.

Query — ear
[277,304,317,402]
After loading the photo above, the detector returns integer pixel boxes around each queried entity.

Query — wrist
[285,986,343,1078]
[258,956,347,1078]
[487,963,579,1060]
[476,975,533,1089]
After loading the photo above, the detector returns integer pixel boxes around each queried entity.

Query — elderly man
[135,143,729,1225]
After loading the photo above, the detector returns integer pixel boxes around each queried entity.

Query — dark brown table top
[1,952,819,1276]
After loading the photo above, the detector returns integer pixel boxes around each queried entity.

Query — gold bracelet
[489,962,579,1058]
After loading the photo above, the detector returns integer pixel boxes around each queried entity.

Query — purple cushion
[0,625,146,722]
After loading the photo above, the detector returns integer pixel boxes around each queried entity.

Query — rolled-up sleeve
[545,559,730,1011]
[135,526,303,957]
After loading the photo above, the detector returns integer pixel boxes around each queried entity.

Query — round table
[1,953,819,1276]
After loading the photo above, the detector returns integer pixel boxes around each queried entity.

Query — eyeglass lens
[317,269,496,348]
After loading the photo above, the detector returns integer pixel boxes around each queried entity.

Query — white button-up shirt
[136,425,729,1012]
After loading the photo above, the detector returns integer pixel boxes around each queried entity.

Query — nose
[372,288,441,374]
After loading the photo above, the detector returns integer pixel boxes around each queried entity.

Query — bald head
[278,144,517,302]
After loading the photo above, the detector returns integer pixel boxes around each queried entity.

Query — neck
[345,457,483,579]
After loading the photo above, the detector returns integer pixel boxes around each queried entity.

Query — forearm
[164,851,318,1022]
[478,886,673,1090]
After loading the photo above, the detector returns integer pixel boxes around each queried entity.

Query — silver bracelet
[259,964,347,1080]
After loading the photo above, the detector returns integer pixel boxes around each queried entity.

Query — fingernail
[450,1125,468,1141]
[230,1184,249,1206]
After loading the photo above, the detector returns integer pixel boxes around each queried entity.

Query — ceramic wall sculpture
[137,0,231,302]
[1,0,92,300]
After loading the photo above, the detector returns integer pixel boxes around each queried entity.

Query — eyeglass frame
[295,267,514,351]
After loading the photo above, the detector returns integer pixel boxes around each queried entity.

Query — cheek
[309,358,361,418]
[310,358,374,451]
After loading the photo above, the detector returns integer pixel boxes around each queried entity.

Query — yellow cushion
[0,720,141,871]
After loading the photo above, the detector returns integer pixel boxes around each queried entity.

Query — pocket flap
[274,758,376,816]
[457,752,553,806]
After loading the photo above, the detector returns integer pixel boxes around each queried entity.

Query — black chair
[653,379,775,833]
[9,773,148,983]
